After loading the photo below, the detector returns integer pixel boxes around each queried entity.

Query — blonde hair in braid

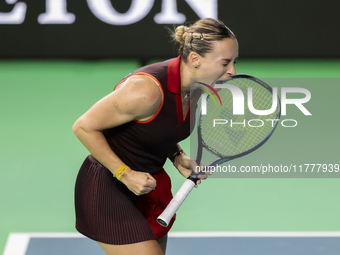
[172,18,236,62]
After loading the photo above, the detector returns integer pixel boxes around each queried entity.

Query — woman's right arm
[72,75,162,195]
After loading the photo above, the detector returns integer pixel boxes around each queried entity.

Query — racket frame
[192,74,281,175]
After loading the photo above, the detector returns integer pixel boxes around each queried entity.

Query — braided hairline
[183,32,227,52]
[184,32,226,42]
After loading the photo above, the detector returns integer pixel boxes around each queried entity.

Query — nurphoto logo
[200,83,312,128]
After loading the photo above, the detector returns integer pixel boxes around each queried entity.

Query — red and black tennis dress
[75,56,195,245]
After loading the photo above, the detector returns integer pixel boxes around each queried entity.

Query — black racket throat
[187,176,199,184]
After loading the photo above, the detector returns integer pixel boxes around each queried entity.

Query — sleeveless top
[102,56,196,174]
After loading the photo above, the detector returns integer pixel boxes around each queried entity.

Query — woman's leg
[97,233,168,255]
[97,239,163,255]
[157,233,168,255]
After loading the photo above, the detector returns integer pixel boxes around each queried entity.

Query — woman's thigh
[157,234,168,255]
[97,239,164,255]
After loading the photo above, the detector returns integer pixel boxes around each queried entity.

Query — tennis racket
[157,74,281,227]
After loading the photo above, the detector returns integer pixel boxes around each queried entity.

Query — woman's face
[195,38,239,83]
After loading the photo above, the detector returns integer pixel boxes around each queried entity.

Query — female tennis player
[73,18,238,255]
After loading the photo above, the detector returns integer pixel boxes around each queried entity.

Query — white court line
[4,232,340,255]
[3,233,86,255]
[3,234,30,255]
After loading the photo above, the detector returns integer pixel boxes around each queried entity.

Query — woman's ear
[188,51,200,69]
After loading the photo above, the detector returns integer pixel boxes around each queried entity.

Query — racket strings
[200,78,279,157]
[219,107,247,146]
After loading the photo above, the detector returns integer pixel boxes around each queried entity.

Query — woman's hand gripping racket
[157,74,281,227]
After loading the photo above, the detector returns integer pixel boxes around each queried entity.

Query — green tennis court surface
[1,59,340,254]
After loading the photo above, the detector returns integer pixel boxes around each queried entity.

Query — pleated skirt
[74,155,175,245]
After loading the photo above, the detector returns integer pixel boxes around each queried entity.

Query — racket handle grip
[157,178,196,227]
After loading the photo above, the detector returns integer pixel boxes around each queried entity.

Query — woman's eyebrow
[222,56,239,62]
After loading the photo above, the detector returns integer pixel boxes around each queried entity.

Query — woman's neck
[179,59,195,95]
